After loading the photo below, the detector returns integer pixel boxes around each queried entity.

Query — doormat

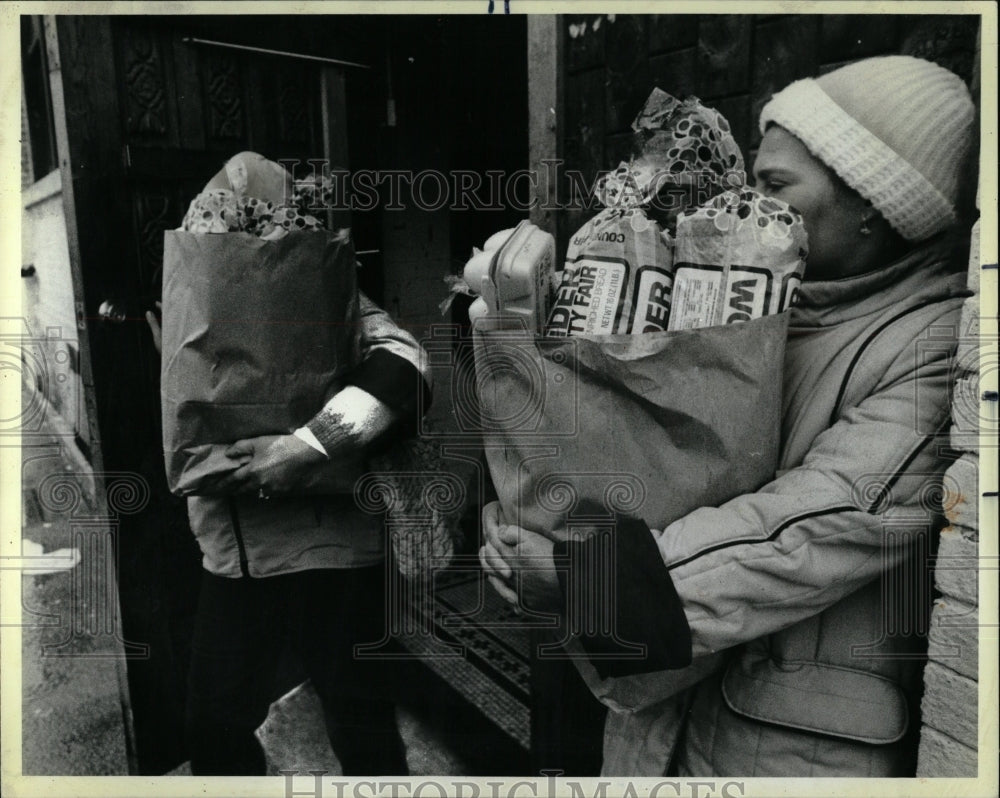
[397,565,535,750]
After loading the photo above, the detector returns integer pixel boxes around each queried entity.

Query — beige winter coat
[597,237,969,776]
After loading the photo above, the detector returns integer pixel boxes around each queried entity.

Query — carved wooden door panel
[53,15,327,773]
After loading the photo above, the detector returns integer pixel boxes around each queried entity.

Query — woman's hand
[207,434,327,497]
[479,500,561,612]
[480,501,518,603]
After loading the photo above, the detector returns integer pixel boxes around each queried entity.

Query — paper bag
[475,312,786,540]
[160,230,359,495]
[474,313,787,707]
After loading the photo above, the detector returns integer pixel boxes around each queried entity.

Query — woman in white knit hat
[482,54,977,776]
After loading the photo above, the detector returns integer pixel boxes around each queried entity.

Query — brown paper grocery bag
[474,313,787,710]
[474,312,787,540]
[160,230,358,496]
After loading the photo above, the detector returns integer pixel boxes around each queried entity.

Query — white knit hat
[759,55,975,241]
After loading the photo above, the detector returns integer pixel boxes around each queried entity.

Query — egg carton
[463,221,556,333]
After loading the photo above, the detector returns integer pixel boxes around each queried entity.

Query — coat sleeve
[554,315,958,676]
[305,291,432,451]
[344,290,433,419]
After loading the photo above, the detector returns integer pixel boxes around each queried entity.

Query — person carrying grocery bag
[458,89,804,775]
[157,152,434,775]
[481,55,976,776]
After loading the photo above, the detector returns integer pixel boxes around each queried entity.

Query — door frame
[527,15,563,244]
[45,12,140,773]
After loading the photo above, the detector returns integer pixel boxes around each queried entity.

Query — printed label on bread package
[724,263,805,320]
[546,207,673,337]
[630,265,674,333]
[668,188,807,330]
[669,260,804,330]
[667,264,723,330]
[780,270,802,313]
[723,267,772,323]
[546,258,631,336]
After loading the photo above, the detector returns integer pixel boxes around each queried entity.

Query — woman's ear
[849,193,909,264]
[859,204,883,236]
[868,209,911,261]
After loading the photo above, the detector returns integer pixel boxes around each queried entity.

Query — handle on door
[98,300,128,324]
[99,298,161,326]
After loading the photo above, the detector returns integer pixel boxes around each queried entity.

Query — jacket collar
[791,235,969,328]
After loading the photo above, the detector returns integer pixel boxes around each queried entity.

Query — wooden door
[49,15,334,774]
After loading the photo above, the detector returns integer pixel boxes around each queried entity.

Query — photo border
[2,2,996,796]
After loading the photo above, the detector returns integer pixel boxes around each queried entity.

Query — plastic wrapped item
[180,189,244,233]
[265,204,324,238]
[204,150,293,202]
[292,171,337,212]
[546,90,746,338]
[668,188,808,330]
[545,208,673,336]
[462,248,498,303]
[596,90,745,228]
[179,152,335,241]
[240,196,277,236]
[492,220,557,330]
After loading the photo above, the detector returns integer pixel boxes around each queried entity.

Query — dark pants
[185,565,408,776]
[530,628,608,776]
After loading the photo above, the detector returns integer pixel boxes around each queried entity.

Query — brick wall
[915,217,983,777]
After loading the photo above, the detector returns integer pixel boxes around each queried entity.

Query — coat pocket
[721,657,909,745]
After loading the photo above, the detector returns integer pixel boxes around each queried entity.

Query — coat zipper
[227,498,252,578]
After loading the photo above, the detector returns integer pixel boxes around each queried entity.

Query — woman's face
[752,125,874,281]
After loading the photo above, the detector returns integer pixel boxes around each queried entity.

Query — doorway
[38,12,530,775]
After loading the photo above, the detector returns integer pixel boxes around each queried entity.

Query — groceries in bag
[453,91,752,336]
[668,188,808,329]
[180,150,331,240]
[545,90,747,338]
[459,220,558,331]
[545,208,674,336]
[469,90,807,707]
[545,89,806,337]
[162,151,457,578]
[469,88,810,537]
[596,89,745,228]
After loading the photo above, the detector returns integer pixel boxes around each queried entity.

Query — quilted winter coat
[187,292,432,578]
[566,235,970,776]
